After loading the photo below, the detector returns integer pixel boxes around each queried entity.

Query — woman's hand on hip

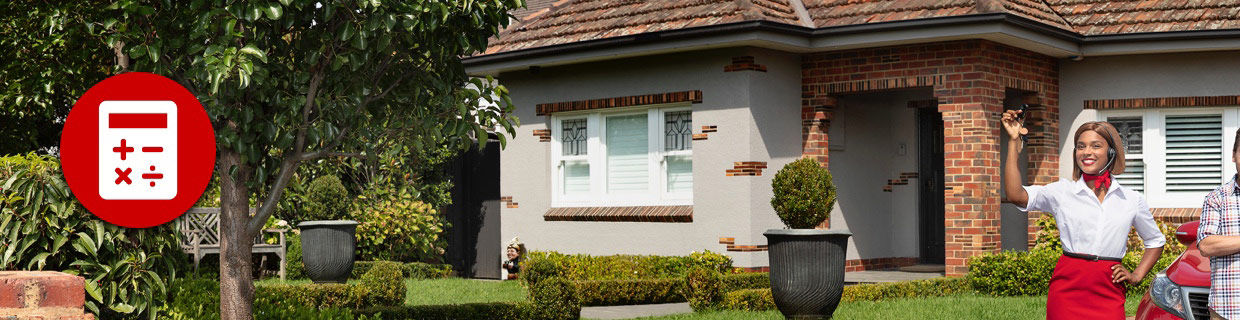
[1111,264,1143,285]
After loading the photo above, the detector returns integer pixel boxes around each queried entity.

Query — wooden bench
[175,207,288,280]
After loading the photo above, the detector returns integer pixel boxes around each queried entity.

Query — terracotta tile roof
[480,0,1240,56]
[483,0,804,55]
[1046,0,1240,35]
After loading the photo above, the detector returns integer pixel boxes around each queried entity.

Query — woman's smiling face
[1075,130,1111,175]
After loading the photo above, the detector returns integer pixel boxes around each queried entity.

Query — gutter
[463,12,1240,73]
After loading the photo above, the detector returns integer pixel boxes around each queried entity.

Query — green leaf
[264,3,283,20]
[239,45,267,64]
[110,303,136,313]
[84,279,104,302]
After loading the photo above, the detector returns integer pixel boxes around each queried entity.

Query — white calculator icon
[98,101,178,200]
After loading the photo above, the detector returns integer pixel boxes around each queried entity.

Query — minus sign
[142,147,163,152]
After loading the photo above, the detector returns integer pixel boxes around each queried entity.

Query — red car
[1135,221,1211,320]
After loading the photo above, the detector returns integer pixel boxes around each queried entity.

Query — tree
[3,1,522,318]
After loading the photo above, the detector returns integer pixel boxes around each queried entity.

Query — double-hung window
[1099,108,1240,207]
[550,105,693,207]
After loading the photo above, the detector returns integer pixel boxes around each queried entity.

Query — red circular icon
[60,72,216,228]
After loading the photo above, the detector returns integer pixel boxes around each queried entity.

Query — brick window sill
[543,206,692,222]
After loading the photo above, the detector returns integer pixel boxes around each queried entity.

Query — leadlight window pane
[561,119,587,156]
[664,111,692,151]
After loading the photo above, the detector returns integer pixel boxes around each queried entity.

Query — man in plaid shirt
[1199,128,1240,320]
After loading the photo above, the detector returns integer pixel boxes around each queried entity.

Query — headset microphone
[1096,148,1117,174]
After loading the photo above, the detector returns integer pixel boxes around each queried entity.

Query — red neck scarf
[1082,171,1112,190]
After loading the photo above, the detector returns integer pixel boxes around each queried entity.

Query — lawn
[404,278,527,305]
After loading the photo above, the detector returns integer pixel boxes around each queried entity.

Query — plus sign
[112,139,134,160]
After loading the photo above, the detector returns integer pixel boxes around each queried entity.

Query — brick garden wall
[801,40,1060,276]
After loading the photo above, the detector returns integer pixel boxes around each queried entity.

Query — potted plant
[765,158,850,319]
[296,175,358,283]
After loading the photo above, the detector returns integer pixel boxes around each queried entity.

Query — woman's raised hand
[1001,110,1028,141]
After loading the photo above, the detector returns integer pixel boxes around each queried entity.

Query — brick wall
[0,271,93,319]
[801,40,1060,276]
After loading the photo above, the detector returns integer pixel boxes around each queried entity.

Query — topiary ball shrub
[770,158,836,229]
[528,277,580,320]
[303,175,350,221]
[683,267,723,312]
[358,261,407,307]
[521,257,564,287]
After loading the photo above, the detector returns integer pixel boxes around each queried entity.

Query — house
[462,0,1240,276]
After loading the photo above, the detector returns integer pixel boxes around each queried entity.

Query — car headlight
[1150,273,1187,319]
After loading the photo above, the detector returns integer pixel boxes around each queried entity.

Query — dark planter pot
[298,220,359,283]
[764,229,852,320]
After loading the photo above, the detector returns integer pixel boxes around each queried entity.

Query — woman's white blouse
[1019,178,1165,258]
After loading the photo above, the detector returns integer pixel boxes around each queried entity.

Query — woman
[1002,109,1164,319]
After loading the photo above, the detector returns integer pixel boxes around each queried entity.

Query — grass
[404,278,527,305]
[628,293,1148,320]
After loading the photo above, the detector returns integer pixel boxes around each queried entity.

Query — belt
[1063,251,1123,262]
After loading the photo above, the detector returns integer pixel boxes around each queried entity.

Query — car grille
[1185,287,1210,320]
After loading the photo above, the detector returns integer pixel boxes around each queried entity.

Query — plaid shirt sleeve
[1200,191,1224,243]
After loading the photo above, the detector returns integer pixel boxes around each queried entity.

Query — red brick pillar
[1022,94,1060,248]
[0,271,94,319]
[802,96,836,229]
[939,100,1005,276]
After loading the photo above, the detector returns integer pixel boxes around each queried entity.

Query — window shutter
[1108,116,1143,192]
[1164,114,1223,192]
[606,114,649,193]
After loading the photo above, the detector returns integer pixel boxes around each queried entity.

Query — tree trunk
[219,150,256,320]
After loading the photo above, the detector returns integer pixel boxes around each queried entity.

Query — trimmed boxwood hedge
[574,278,685,306]
[685,268,972,312]
[256,261,406,309]
[966,248,1059,296]
[523,250,732,283]
[360,303,529,320]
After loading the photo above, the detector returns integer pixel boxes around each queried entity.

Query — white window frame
[1098,107,1240,208]
[550,103,693,207]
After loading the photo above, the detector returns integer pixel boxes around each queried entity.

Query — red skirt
[1046,255,1126,319]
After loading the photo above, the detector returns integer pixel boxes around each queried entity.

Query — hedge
[359,303,528,320]
[523,250,732,283]
[255,261,405,309]
[358,276,581,320]
[720,289,774,311]
[573,278,684,306]
[351,260,453,279]
[966,249,1059,296]
[689,272,972,312]
[720,272,769,291]
[163,261,406,318]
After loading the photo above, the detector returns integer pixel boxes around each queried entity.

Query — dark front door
[915,102,946,264]
[445,136,502,279]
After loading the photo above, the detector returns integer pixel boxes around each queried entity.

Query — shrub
[406,261,453,278]
[0,153,185,318]
[360,303,529,320]
[521,256,564,287]
[770,158,836,228]
[841,277,972,302]
[967,248,1059,296]
[160,277,382,320]
[523,250,732,282]
[255,261,406,309]
[352,186,448,262]
[710,278,972,312]
[573,278,684,306]
[1014,214,1185,296]
[287,232,306,280]
[720,289,775,311]
[528,277,581,320]
[720,272,769,292]
[358,261,407,306]
[303,175,350,221]
[684,267,723,311]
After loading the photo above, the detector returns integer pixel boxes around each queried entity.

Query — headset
[1096,147,1117,175]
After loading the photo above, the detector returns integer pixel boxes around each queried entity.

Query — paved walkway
[844,269,945,283]
[581,302,692,319]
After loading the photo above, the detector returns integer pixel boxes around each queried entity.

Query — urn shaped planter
[764,229,852,319]
[298,220,359,283]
